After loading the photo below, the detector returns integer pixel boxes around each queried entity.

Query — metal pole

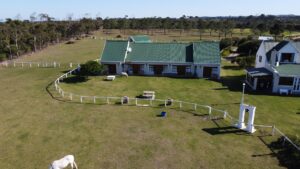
[241,83,246,105]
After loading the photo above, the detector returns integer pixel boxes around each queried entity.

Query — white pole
[94,96,96,104]
[80,96,83,103]
[135,98,138,105]
[70,93,73,101]
[107,97,109,104]
[194,104,197,111]
[241,83,246,105]
[179,101,182,109]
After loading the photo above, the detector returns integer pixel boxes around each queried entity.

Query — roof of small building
[129,35,152,43]
[274,64,300,76]
[100,40,220,64]
[101,40,128,62]
[246,67,273,77]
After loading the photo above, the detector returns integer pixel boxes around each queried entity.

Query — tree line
[103,14,300,38]
[0,14,102,61]
[2,14,300,61]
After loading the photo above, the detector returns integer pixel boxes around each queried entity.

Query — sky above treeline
[1,0,300,20]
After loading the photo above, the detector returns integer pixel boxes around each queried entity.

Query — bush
[235,56,255,68]
[220,38,232,50]
[79,61,106,76]
[237,40,260,55]
[0,53,7,62]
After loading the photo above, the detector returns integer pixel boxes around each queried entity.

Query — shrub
[237,40,260,55]
[79,60,106,76]
[235,56,255,68]
[0,53,7,62]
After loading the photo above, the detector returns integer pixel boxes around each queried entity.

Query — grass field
[0,31,299,168]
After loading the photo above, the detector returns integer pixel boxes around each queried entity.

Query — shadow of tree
[62,76,89,84]
[222,65,244,70]
[257,136,300,169]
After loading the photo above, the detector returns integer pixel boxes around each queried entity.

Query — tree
[256,23,268,35]
[270,22,284,40]
[79,61,105,76]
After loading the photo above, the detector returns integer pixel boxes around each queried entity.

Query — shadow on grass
[202,126,244,135]
[62,76,89,84]
[222,65,244,70]
[257,136,300,169]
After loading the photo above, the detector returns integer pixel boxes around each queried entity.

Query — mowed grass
[0,31,299,168]
[0,68,284,169]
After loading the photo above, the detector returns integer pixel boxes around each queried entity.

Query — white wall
[255,42,267,68]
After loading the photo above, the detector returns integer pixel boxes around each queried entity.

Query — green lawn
[0,31,299,168]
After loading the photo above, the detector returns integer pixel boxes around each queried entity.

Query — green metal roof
[126,42,193,63]
[101,40,128,62]
[129,35,151,43]
[100,40,220,65]
[193,42,220,64]
[275,64,300,76]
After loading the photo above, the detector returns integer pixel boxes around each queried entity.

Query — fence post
[38,63,40,67]
[208,106,212,115]
[94,96,96,104]
[70,63,73,68]
[58,63,61,67]
[62,91,64,97]
[223,111,227,119]
[272,125,276,136]
[80,96,83,103]
[22,62,24,68]
[121,98,123,105]
[106,97,109,104]
[135,98,138,105]
[14,62,16,67]
[179,101,182,109]
[70,93,73,101]
[194,104,197,111]
[53,62,56,68]
[164,100,167,107]
[30,63,32,68]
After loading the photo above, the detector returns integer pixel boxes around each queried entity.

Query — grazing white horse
[49,155,78,169]
[121,72,128,78]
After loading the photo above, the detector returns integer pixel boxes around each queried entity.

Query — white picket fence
[53,67,300,152]
[0,61,82,69]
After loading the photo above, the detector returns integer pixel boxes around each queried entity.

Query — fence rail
[0,61,83,69]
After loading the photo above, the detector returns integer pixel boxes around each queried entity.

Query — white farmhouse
[246,41,300,94]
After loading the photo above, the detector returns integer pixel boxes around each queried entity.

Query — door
[177,66,186,76]
[108,64,117,74]
[203,67,213,78]
[153,65,164,75]
[132,64,140,75]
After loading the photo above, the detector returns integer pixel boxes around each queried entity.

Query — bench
[279,89,289,95]
[106,75,116,81]
[143,91,155,100]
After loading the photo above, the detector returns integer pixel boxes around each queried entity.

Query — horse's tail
[73,161,78,169]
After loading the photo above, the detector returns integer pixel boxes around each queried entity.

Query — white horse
[121,72,128,78]
[49,155,78,169]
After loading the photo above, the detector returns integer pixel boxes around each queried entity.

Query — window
[186,66,191,73]
[172,66,177,73]
[149,65,154,72]
[259,56,262,63]
[279,77,294,86]
[281,53,294,63]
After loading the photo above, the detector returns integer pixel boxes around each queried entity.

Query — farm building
[100,35,221,79]
[246,40,300,95]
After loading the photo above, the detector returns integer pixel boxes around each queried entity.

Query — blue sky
[1,0,300,20]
